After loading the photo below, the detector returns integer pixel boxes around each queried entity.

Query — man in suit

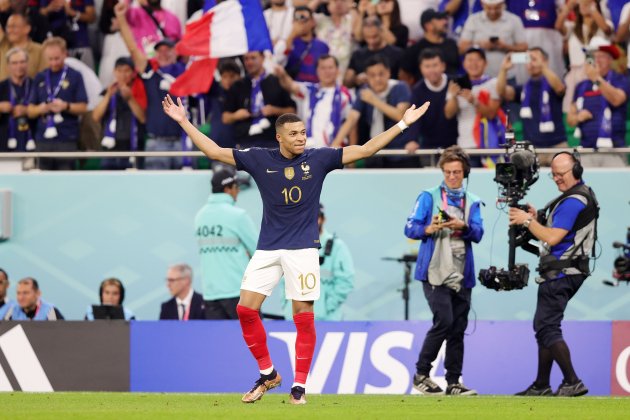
[159,263,206,320]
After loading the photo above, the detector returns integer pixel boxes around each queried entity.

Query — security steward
[509,151,598,397]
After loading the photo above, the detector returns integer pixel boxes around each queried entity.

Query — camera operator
[508,151,598,397]
[404,146,484,396]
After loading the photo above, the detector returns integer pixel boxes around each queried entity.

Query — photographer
[404,146,484,396]
[509,151,598,397]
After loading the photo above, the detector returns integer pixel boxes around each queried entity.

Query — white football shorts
[241,248,320,301]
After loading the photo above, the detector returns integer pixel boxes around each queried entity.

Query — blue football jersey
[233,147,343,250]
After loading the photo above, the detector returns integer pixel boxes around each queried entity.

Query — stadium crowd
[0,0,628,170]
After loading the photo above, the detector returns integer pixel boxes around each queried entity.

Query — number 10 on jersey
[281,186,302,204]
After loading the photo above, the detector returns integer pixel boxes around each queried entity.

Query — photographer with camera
[404,146,484,396]
[508,151,598,397]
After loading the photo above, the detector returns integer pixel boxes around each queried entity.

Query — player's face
[45,45,67,72]
[442,160,465,189]
[17,283,39,311]
[316,57,338,86]
[277,121,307,157]
[101,284,121,306]
[419,56,445,86]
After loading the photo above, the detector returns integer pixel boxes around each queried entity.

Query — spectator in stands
[335,54,416,167]
[556,0,613,112]
[98,0,131,88]
[40,0,96,69]
[27,37,88,170]
[7,277,64,320]
[567,39,628,167]
[399,8,460,87]
[85,278,135,320]
[116,1,186,170]
[195,170,258,320]
[0,268,17,320]
[159,263,206,320]
[223,50,295,149]
[264,0,294,47]
[312,0,359,78]
[0,13,45,80]
[276,6,330,83]
[207,59,241,150]
[0,47,35,152]
[344,16,403,88]
[354,0,408,49]
[458,0,528,79]
[616,2,630,71]
[507,0,565,80]
[439,0,482,40]
[276,54,354,148]
[0,0,50,43]
[497,49,567,166]
[445,47,505,167]
[92,56,147,170]
[121,0,181,56]
[408,49,458,166]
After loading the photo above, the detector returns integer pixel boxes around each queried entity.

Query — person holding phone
[497,48,567,166]
[457,0,527,79]
[404,145,484,396]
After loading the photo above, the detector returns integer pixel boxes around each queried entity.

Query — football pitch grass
[1,392,629,419]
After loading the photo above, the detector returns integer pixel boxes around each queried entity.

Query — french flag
[170,0,272,96]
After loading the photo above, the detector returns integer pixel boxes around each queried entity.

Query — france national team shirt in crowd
[142,61,186,138]
[517,77,566,147]
[126,5,182,55]
[29,66,87,142]
[573,71,629,148]
[286,38,330,83]
[40,0,94,49]
[233,147,343,250]
[293,82,353,148]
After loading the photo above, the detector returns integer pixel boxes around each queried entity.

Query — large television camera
[479,135,540,291]
[603,226,630,287]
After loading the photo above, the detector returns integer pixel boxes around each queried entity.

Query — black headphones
[552,150,583,180]
[99,278,125,305]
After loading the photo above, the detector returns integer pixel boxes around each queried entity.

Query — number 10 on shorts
[299,273,317,292]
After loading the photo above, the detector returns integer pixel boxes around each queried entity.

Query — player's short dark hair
[528,47,549,60]
[317,54,338,68]
[419,48,444,64]
[18,277,39,291]
[218,59,240,75]
[365,54,390,71]
[275,113,303,131]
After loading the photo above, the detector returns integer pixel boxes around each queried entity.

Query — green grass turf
[0,392,629,419]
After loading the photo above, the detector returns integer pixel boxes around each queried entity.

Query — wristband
[396,120,408,132]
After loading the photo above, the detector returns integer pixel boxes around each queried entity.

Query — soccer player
[162,94,430,405]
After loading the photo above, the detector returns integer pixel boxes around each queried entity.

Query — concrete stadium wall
[0,169,629,321]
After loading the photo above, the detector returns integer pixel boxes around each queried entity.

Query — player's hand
[162,94,187,124]
[402,101,430,126]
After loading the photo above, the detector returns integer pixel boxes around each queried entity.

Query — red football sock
[237,304,272,371]
[293,311,316,385]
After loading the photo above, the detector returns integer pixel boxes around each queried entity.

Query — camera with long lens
[479,134,540,291]
[603,226,630,287]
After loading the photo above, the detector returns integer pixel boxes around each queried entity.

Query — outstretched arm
[162,95,236,166]
[341,102,430,165]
